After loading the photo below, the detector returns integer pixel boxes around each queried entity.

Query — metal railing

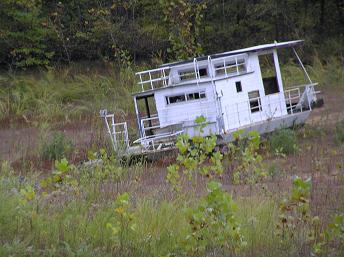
[100,110,129,152]
[223,87,307,131]
[135,54,249,92]
[140,116,160,139]
[136,67,170,92]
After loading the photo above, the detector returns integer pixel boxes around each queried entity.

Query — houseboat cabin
[101,40,319,154]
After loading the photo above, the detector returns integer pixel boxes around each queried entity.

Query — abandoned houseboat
[101,40,320,155]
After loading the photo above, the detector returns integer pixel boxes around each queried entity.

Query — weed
[334,120,344,146]
[40,131,73,161]
[185,181,246,255]
[228,130,266,184]
[270,129,299,155]
[167,116,223,191]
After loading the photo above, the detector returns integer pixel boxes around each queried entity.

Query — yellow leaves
[115,207,125,215]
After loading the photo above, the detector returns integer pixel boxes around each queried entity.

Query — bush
[334,121,344,146]
[270,129,298,155]
[40,131,73,160]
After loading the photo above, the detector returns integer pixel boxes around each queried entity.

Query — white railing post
[235,57,239,75]
[149,71,153,90]
[236,103,241,126]
[224,59,227,76]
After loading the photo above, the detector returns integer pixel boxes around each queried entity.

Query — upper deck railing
[135,54,248,93]
[136,67,170,92]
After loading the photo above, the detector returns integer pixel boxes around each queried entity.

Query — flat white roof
[160,40,304,68]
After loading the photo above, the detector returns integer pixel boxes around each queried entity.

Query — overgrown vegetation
[270,129,299,155]
[334,120,344,146]
[1,115,344,256]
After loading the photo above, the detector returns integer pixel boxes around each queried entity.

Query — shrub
[270,129,298,155]
[334,121,344,146]
[40,131,73,161]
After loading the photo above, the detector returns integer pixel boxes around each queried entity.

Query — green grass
[1,156,343,257]
[0,67,136,124]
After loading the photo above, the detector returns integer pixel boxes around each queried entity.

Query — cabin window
[179,69,196,81]
[248,90,262,113]
[166,94,186,104]
[214,57,246,76]
[198,68,208,78]
[235,81,242,92]
[166,91,206,105]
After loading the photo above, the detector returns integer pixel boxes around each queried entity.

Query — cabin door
[134,94,158,138]
[258,52,287,118]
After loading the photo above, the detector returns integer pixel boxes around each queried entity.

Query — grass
[0,67,136,124]
[0,56,344,256]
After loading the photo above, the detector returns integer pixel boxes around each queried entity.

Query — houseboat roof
[160,40,304,68]
[132,40,305,98]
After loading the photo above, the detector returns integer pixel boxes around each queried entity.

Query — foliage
[40,131,73,161]
[277,176,324,255]
[167,116,223,191]
[334,120,344,146]
[326,214,344,252]
[106,192,136,251]
[1,0,342,68]
[270,129,299,155]
[185,181,246,255]
[0,0,54,68]
[160,0,207,60]
[228,130,266,184]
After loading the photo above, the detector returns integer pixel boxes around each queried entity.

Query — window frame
[248,90,262,113]
[165,90,206,105]
[235,81,242,93]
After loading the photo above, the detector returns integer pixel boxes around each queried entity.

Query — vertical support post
[144,96,152,135]
[133,96,142,138]
[248,100,252,123]
[236,103,240,126]
[224,58,227,76]
[149,71,153,90]
[235,57,239,75]
[273,49,284,92]
[162,68,166,87]
[139,74,144,92]
[292,47,313,84]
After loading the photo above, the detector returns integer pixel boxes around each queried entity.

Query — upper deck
[134,40,304,94]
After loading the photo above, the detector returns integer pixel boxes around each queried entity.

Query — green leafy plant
[167,116,223,191]
[334,120,344,146]
[270,129,299,155]
[40,131,73,161]
[228,130,266,184]
[277,176,324,255]
[184,181,246,255]
[40,158,78,192]
[106,192,136,251]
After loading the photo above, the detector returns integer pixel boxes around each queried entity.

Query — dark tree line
[0,0,343,69]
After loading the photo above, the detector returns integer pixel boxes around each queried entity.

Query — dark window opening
[199,68,208,77]
[248,91,262,113]
[259,53,280,95]
[166,91,206,105]
[235,81,242,92]
[167,94,186,104]
[179,70,195,81]
[263,77,279,95]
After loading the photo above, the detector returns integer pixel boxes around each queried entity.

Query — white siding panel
[216,53,287,131]
[154,83,217,129]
